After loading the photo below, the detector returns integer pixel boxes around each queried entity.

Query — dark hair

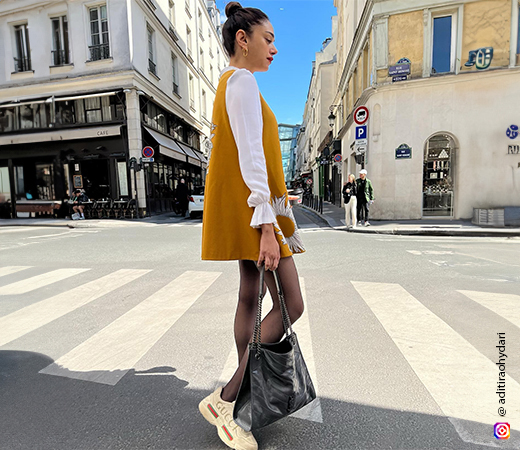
[222,2,269,57]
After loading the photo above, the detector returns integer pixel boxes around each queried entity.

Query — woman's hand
[258,224,280,271]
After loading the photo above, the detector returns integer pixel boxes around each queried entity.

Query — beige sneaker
[198,387,258,450]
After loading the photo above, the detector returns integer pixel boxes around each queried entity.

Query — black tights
[220,256,304,402]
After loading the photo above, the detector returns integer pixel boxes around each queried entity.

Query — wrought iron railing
[51,49,69,66]
[88,43,110,61]
[14,56,31,72]
[148,59,157,75]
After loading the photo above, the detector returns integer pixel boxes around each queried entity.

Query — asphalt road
[0,207,519,450]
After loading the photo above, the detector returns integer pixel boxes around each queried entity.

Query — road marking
[458,290,520,329]
[40,271,221,385]
[0,266,31,278]
[216,277,322,423]
[27,232,72,239]
[407,250,454,255]
[0,269,149,346]
[352,281,520,448]
[0,268,89,295]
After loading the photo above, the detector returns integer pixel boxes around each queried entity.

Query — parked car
[188,186,204,218]
[287,188,303,206]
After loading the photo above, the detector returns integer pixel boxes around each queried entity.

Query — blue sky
[215,1,338,125]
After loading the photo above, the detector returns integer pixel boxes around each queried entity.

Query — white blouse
[222,66,277,228]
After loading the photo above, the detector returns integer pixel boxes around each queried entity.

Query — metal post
[7,159,17,219]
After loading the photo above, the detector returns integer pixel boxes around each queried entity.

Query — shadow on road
[0,350,510,450]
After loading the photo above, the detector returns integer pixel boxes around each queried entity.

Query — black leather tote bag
[233,265,316,431]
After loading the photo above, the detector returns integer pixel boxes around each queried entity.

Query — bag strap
[252,265,294,357]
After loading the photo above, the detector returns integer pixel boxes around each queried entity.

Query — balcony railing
[51,49,69,66]
[88,43,110,61]
[148,59,157,76]
[14,56,31,72]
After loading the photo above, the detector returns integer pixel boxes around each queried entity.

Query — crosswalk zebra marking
[352,281,520,448]
[0,266,31,278]
[0,269,150,347]
[40,271,221,386]
[458,290,520,329]
[216,277,322,424]
[0,268,89,295]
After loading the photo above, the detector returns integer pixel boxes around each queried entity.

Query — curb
[298,205,520,238]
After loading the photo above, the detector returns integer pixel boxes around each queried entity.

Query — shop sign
[506,125,519,140]
[392,75,408,83]
[508,145,519,154]
[395,143,412,159]
[389,63,410,76]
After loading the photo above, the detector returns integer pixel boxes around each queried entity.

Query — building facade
[295,16,338,200]
[0,0,228,218]
[330,0,520,220]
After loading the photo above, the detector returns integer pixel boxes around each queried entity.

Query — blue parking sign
[356,125,367,140]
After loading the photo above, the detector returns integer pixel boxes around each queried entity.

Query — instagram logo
[494,423,510,440]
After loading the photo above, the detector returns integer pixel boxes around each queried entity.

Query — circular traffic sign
[354,106,369,125]
[306,178,313,185]
[142,146,154,158]
[334,154,342,162]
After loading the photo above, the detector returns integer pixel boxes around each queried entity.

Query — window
[147,26,156,75]
[186,26,193,60]
[185,0,191,16]
[168,0,175,29]
[88,5,110,61]
[189,74,195,110]
[200,48,204,72]
[202,89,207,118]
[431,16,454,74]
[13,23,31,72]
[172,54,179,95]
[51,16,70,66]
[210,64,213,84]
[198,10,203,39]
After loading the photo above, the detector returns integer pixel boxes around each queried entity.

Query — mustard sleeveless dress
[201,69,305,261]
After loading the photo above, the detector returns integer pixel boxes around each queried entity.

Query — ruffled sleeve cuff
[250,201,277,228]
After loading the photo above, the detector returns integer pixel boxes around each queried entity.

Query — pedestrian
[199,3,306,449]
[342,174,357,228]
[356,169,374,226]
[70,189,89,220]
[175,178,189,218]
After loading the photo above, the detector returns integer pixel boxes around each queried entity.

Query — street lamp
[328,111,336,128]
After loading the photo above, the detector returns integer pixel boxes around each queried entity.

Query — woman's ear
[235,29,248,50]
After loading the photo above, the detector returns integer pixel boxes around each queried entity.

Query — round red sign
[142,146,154,158]
[354,106,369,125]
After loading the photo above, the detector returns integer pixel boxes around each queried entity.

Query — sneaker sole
[198,399,255,450]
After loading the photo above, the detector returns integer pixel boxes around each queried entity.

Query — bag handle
[251,264,294,357]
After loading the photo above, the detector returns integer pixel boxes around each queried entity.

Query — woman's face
[238,21,278,72]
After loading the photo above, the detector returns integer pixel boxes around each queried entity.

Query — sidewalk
[300,202,520,237]
[0,212,184,229]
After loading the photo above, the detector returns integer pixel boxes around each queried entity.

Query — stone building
[0,0,227,218]
[328,0,520,220]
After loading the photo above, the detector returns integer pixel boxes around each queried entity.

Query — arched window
[423,133,456,216]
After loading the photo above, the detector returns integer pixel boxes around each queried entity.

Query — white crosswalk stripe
[0,266,31,278]
[458,290,520,329]
[0,269,150,346]
[352,281,520,449]
[0,268,89,295]
[40,271,221,385]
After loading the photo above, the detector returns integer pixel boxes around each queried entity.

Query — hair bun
[225,2,243,18]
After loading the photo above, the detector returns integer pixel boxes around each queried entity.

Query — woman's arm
[226,69,276,228]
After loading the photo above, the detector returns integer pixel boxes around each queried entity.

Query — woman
[199,3,305,449]
[342,174,357,228]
